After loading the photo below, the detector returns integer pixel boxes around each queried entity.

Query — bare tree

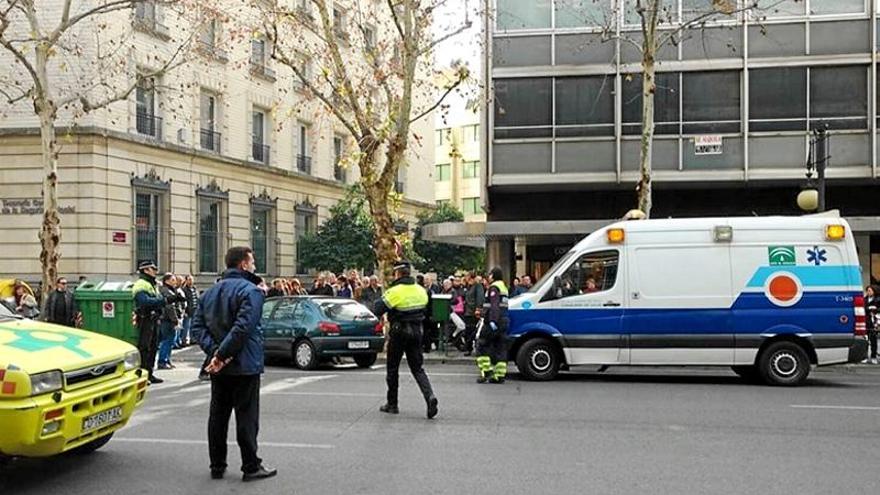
[0,0,210,299]
[261,0,476,279]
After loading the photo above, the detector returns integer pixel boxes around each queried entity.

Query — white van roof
[574,213,849,252]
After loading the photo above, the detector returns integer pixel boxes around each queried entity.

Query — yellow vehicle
[0,301,148,459]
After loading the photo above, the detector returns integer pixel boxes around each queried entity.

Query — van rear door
[625,238,734,365]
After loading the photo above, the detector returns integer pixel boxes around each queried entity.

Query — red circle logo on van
[764,272,803,307]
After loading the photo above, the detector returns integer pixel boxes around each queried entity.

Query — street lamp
[797,126,829,213]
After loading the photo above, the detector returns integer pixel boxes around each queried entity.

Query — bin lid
[76,281,135,292]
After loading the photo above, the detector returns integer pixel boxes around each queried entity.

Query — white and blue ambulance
[507,214,869,385]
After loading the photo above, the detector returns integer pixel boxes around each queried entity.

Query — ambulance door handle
[603,301,621,307]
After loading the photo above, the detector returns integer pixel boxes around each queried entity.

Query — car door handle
[603,301,621,307]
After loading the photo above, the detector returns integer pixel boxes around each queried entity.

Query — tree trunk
[35,45,60,304]
[364,184,397,283]
[636,5,658,218]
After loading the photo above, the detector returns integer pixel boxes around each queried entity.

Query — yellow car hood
[0,318,136,374]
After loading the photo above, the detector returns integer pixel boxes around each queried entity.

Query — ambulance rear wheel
[758,342,810,386]
[516,339,560,381]
[68,432,114,455]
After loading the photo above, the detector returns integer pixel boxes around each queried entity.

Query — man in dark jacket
[43,277,80,327]
[194,246,276,482]
[463,273,485,355]
[373,261,438,419]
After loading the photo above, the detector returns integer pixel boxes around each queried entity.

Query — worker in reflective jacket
[373,261,439,419]
[477,267,510,384]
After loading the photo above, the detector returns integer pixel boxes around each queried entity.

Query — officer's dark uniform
[373,262,438,418]
[132,260,168,384]
[476,268,509,384]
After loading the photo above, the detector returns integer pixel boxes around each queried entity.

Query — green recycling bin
[74,281,138,346]
[430,293,452,323]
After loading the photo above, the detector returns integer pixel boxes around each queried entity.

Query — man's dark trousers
[208,374,262,473]
[386,323,434,406]
[136,317,159,378]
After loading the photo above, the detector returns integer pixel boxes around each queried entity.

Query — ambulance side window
[544,250,619,301]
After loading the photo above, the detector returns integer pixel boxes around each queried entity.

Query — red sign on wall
[112,231,127,243]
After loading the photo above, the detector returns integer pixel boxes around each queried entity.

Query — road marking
[264,391,376,397]
[790,404,880,411]
[260,375,337,394]
[115,437,333,449]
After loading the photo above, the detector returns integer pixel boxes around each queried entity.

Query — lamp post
[797,126,829,212]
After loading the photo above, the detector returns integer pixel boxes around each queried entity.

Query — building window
[754,0,805,17]
[462,197,480,216]
[436,129,446,146]
[470,124,479,142]
[809,65,867,130]
[135,191,162,267]
[250,38,275,80]
[555,76,615,137]
[293,55,312,91]
[622,72,680,135]
[810,0,864,15]
[494,78,552,138]
[252,109,270,164]
[555,0,606,28]
[295,206,317,274]
[199,19,217,48]
[136,76,161,139]
[749,67,806,132]
[134,0,169,37]
[250,205,273,274]
[496,0,551,31]
[364,24,376,51]
[333,5,348,40]
[463,161,480,179]
[199,91,221,153]
[296,122,311,173]
[681,70,741,134]
[395,167,405,194]
[435,163,451,182]
[198,198,222,274]
[333,136,346,182]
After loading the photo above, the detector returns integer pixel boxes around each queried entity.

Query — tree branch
[409,72,464,125]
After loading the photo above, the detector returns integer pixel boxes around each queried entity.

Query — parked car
[261,296,384,370]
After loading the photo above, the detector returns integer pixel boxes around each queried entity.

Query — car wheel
[731,365,761,383]
[758,341,810,386]
[353,353,377,368]
[516,338,560,381]
[293,340,318,370]
[67,432,114,455]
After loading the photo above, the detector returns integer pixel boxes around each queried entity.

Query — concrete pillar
[856,233,871,287]
[515,237,528,278]
[486,238,515,282]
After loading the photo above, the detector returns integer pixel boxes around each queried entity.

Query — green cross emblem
[0,324,92,358]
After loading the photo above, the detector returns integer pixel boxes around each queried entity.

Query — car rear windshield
[317,300,376,322]
[0,300,15,319]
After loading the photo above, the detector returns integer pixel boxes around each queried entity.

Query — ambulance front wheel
[516,338,561,381]
[68,432,114,455]
[758,341,810,386]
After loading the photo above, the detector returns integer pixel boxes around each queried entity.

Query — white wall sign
[694,135,723,155]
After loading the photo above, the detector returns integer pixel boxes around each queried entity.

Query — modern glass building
[427,0,880,282]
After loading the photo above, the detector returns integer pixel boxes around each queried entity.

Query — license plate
[348,341,369,349]
[82,406,123,432]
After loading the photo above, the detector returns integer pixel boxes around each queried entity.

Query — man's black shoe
[242,465,277,482]
[210,469,225,480]
[148,375,164,384]
[379,404,399,414]
[198,373,210,382]
[489,376,505,384]
[426,396,439,419]
[476,376,488,384]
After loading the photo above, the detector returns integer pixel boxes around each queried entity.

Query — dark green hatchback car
[261,296,385,370]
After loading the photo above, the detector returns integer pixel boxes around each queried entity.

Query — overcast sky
[433,0,482,127]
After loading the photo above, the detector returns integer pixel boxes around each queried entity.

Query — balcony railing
[199,129,221,153]
[136,112,162,139]
[249,61,277,81]
[196,40,229,63]
[252,143,270,164]
[297,155,312,174]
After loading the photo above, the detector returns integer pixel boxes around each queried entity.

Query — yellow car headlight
[123,350,141,371]
[30,370,63,396]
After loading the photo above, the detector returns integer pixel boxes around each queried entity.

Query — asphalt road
[3,348,880,495]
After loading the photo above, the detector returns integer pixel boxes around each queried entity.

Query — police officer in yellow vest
[373,261,439,419]
[477,267,510,384]
[132,260,174,384]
